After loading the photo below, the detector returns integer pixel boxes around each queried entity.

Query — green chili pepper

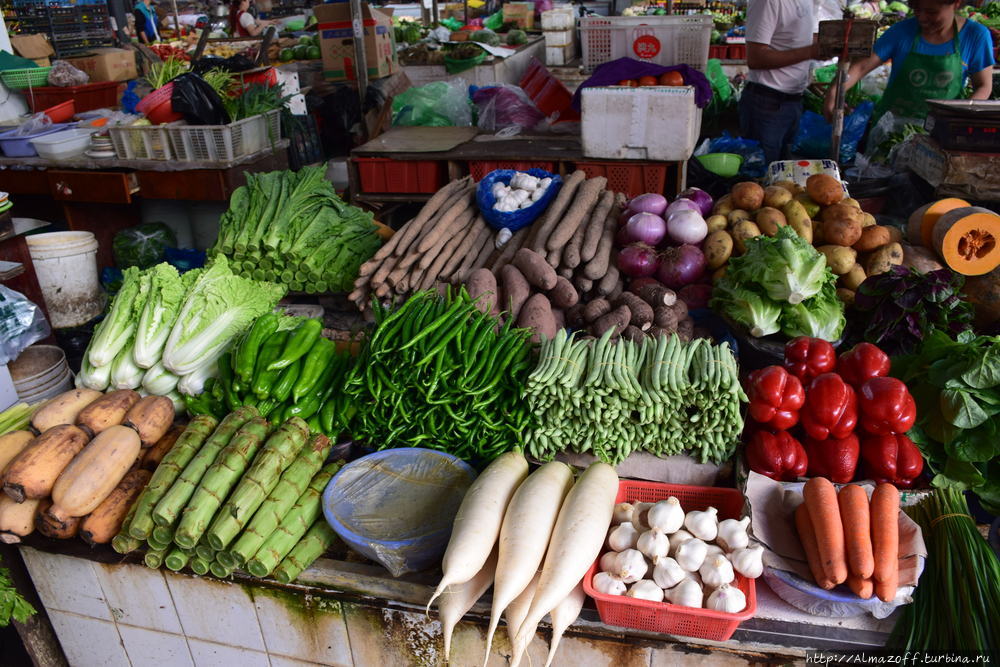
[306,414,323,433]
[270,358,301,403]
[267,319,323,371]
[235,312,279,382]
[319,397,337,435]
[291,337,335,403]
[252,330,289,398]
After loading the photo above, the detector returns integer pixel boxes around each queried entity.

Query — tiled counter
[18,545,891,666]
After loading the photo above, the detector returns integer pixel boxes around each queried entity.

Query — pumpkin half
[963,266,1000,329]
[931,206,1000,276]
[907,198,970,248]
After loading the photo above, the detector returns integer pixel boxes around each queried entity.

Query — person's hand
[811,34,821,60]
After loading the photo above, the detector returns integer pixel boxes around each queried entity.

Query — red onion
[628,193,668,216]
[677,187,714,217]
[618,209,633,226]
[679,283,713,309]
[618,243,660,278]
[616,224,633,247]
[665,198,701,218]
[656,244,705,288]
[666,209,708,245]
[622,212,666,246]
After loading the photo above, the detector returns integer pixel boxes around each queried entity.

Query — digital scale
[926,99,1000,152]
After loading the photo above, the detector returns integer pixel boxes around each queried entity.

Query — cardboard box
[908,134,1000,200]
[315,2,398,83]
[65,49,138,83]
[503,2,535,29]
[10,34,54,68]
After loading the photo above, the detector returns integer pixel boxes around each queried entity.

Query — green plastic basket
[444,51,486,74]
[696,152,742,178]
[1,67,52,91]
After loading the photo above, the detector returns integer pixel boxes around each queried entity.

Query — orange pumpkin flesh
[931,206,1000,276]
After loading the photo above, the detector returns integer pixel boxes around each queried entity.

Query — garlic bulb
[613,549,648,584]
[613,503,634,526]
[631,502,653,532]
[704,543,725,559]
[600,551,619,573]
[729,545,764,579]
[652,556,687,589]
[706,583,747,613]
[716,517,751,552]
[593,571,627,596]
[699,555,735,588]
[669,529,694,554]
[637,530,670,560]
[646,497,684,534]
[674,538,708,572]
[607,522,639,552]
[626,580,664,602]
[665,578,703,608]
[684,507,719,542]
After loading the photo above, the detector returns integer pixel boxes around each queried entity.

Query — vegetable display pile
[489,172,554,212]
[793,478,901,603]
[890,487,1000,651]
[745,339,922,488]
[905,200,1000,277]
[0,389,176,546]
[594,497,762,612]
[524,329,745,465]
[184,314,354,439]
[76,259,285,407]
[428,453,619,667]
[116,407,343,583]
[212,166,382,294]
[344,289,533,463]
[893,330,1000,514]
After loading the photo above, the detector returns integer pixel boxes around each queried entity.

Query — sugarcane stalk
[204,421,316,551]
[129,415,220,540]
[172,417,271,549]
[152,524,176,546]
[245,467,337,578]
[227,454,340,566]
[189,555,211,575]
[195,542,216,562]
[164,547,191,572]
[151,407,258,529]
[214,549,239,570]
[210,559,234,579]
[147,532,170,550]
[144,546,168,569]
[112,497,142,554]
[273,520,338,584]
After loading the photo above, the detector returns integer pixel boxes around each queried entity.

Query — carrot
[838,484,874,579]
[803,477,848,584]
[870,483,899,601]
[847,573,873,599]
[794,503,835,589]
[582,202,621,280]
[545,177,607,252]
[527,171,586,254]
[578,191,617,265]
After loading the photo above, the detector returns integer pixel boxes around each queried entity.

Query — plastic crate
[0,67,52,90]
[575,161,668,198]
[708,45,727,59]
[580,15,712,71]
[108,123,174,160]
[519,58,580,123]
[467,160,556,181]
[355,158,446,193]
[583,480,756,642]
[167,110,282,162]
[24,81,121,113]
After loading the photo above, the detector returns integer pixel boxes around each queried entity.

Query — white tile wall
[253,591,353,666]
[118,624,194,667]
[94,561,183,633]
[21,548,112,620]
[46,610,129,667]
[166,571,267,651]
[187,639,271,667]
[268,656,326,667]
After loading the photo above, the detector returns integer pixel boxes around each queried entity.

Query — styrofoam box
[582,86,702,161]
[544,29,575,47]
[541,6,575,31]
[546,44,576,66]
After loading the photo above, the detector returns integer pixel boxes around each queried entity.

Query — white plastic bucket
[26,231,105,329]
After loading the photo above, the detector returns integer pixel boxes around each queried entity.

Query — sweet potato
[712,266,727,284]
[866,242,904,276]
[614,292,653,330]
[825,218,863,247]
[548,276,579,309]
[582,298,612,323]
[498,264,531,319]
[678,284,712,309]
[591,305,631,338]
[552,308,565,330]
[516,294,558,343]
[854,225,892,252]
[565,304,585,329]
[513,248,558,291]
[466,268,499,315]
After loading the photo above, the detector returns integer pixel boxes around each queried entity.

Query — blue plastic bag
[791,101,874,164]
[476,168,563,232]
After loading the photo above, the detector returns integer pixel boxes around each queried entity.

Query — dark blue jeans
[738,83,804,166]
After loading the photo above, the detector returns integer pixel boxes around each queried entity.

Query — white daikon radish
[505,569,540,648]
[482,461,574,666]
[427,451,528,612]
[543,582,586,667]
[510,462,619,667]
[439,547,498,663]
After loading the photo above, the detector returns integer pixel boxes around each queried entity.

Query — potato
[818,245,857,275]
[756,207,788,236]
[781,200,813,244]
[812,220,825,245]
[820,203,863,225]
[731,220,762,255]
[842,198,862,210]
[866,242,904,276]
[836,288,856,307]
[841,263,867,291]
[854,225,892,252]
[728,209,752,226]
[763,186,793,209]
[825,218,863,247]
[861,212,877,228]
[704,230,734,269]
[731,182,765,211]
[886,226,904,244]
[773,180,803,195]
[705,214,728,233]
[713,194,734,216]
[805,174,844,206]
[712,266,727,283]
[794,192,821,218]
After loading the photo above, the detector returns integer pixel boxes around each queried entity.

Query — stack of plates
[9,345,73,402]
[86,133,115,159]
[0,191,10,215]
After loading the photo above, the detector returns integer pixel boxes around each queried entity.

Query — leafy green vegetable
[112,223,175,269]
[779,282,846,341]
[469,29,501,46]
[146,57,188,90]
[88,267,150,368]
[133,263,187,368]
[709,285,781,337]
[729,227,832,305]
[0,558,35,627]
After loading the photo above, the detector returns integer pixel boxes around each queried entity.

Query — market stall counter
[402,35,547,88]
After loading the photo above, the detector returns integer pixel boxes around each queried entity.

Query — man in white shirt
[740,0,820,164]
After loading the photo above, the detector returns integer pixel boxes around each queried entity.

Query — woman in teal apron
[133,0,160,44]
[822,0,994,124]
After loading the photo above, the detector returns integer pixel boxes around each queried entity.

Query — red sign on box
[633,34,661,59]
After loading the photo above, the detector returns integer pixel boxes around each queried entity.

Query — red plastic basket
[355,158,447,193]
[467,161,556,181]
[575,161,669,198]
[25,81,122,113]
[582,480,757,642]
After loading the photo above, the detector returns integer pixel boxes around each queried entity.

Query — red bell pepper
[804,433,860,483]
[800,372,858,440]
[746,366,805,430]
[745,430,808,481]
[858,376,917,435]
[784,336,837,383]
[860,433,923,488]
[837,342,891,388]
